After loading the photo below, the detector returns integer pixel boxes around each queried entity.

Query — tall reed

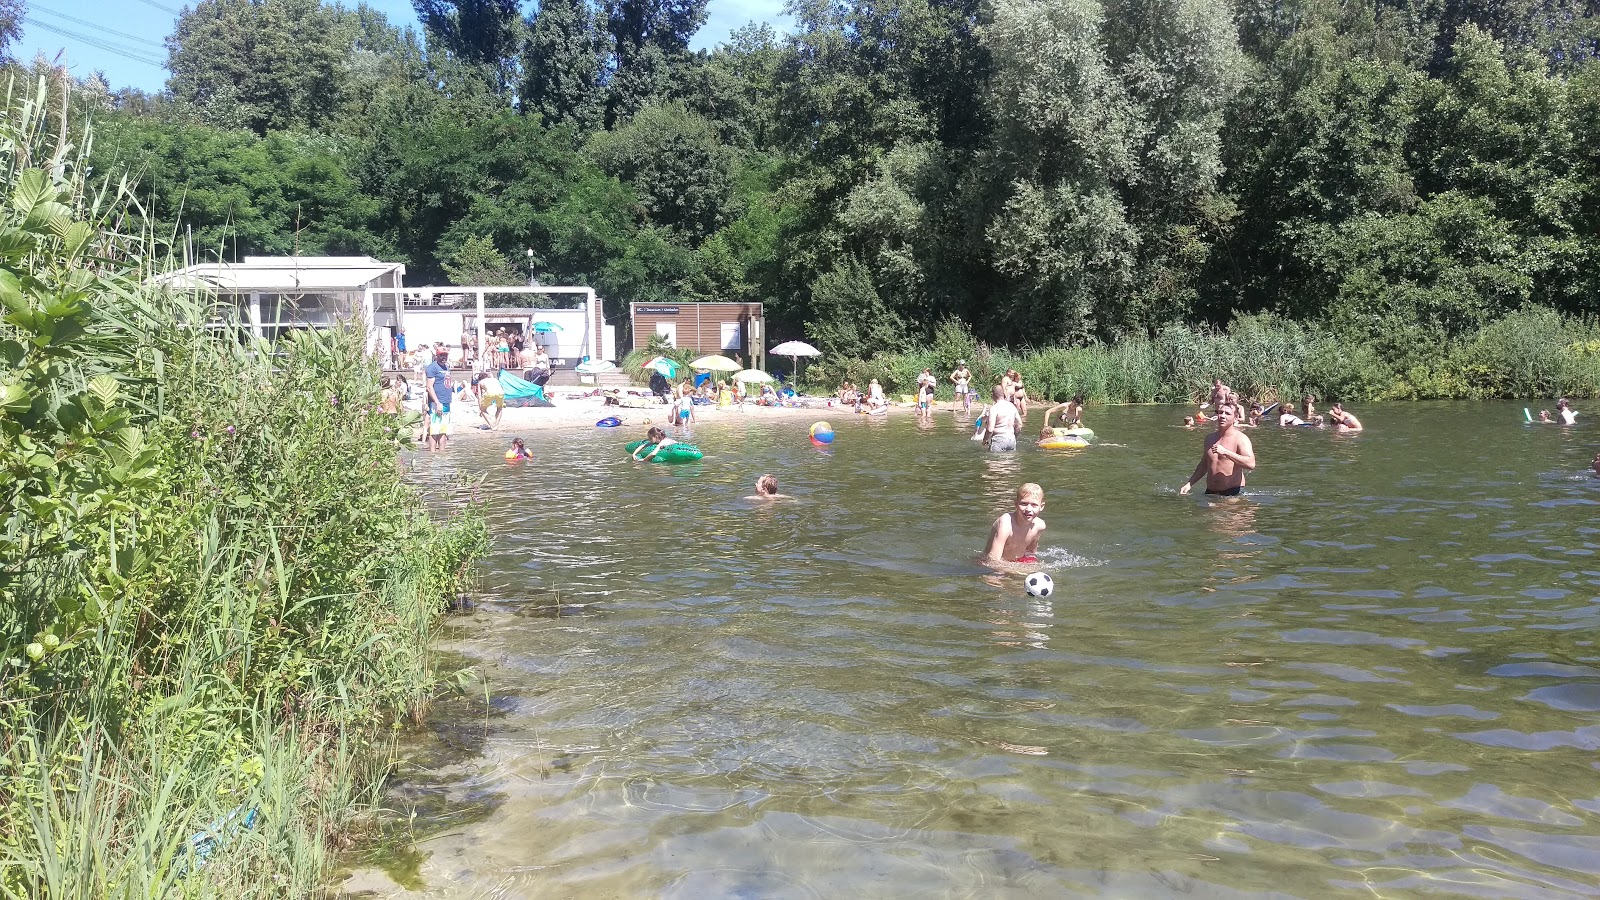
[0,79,486,897]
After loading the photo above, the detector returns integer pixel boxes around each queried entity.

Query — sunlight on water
[368,402,1600,899]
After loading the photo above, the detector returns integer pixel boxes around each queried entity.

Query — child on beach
[745,474,791,500]
[982,483,1047,567]
[632,426,677,461]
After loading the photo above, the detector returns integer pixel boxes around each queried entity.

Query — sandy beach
[427,390,942,441]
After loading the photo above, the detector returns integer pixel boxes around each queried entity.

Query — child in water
[745,474,791,500]
[632,425,676,461]
[982,483,1047,567]
[505,437,532,460]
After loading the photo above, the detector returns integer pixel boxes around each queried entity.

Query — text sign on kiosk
[637,305,680,315]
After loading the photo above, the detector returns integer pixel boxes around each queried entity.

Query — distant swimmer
[1205,378,1229,409]
[745,473,791,500]
[1179,403,1256,497]
[982,482,1047,568]
[1182,415,1196,429]
[1557,398,1578,426]
[1329,403,1363,432]
[981,384,1021,451]
[1301,394,1325,427]
[631,425,677,461]
[1044,394,1086,429]
[1278,407,1305,427]
[1539,410,1554,423]
[1592,451,1600,477]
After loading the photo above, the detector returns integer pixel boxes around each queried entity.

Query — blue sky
[19,0,790,93]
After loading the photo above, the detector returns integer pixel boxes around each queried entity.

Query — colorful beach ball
[810,421,835,445]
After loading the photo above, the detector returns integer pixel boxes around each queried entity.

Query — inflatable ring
[1038,428,1089,449]
[625,440,704,464]
[1057,426,1094,438]
[596,416,622,428]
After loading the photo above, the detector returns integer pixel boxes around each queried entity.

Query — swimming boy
[745,474,791,500]
[982,483,1048,566]
[632,426,677,461]
[1179,404,1256,496]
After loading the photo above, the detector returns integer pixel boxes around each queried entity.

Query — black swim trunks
[1205,486,1243,496]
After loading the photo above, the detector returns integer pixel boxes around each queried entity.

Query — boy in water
[506,437,532,460]
[632,425,677,461]
[982,483,1048,567]
[745,474,791,500]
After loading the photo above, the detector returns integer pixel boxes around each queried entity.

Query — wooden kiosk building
[630,302,766,370]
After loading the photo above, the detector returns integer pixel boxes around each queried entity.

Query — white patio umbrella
[770,340,822,382]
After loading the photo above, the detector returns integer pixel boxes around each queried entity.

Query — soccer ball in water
[1025,572,1054,598]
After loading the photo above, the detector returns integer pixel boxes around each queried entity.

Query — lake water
[373,402,1600,898]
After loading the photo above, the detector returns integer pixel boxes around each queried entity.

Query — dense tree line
[27,0,1600,355]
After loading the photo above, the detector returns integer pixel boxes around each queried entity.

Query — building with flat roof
[158,256,616,367]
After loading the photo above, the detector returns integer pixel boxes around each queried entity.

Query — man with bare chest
[1179,404,1256,496]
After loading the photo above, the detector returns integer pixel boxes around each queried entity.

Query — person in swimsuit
[1182,415,1195,429]
[981,384,1020,451]
[1179,403,1255,496]
[632,426,677,461]
[982,483,1047,568]
[1301,394,1325,427]
[505,437,532,460]
[1043,394,1086,430]
[744,474,791,500]
[916,368,937,419]
[1329,403,1363,432]
[950,362,973,412]
[1557,398,1578,426]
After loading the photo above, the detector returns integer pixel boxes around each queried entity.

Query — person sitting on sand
[867,378,886,409]
[745,474,791,500]
[982,482,1048,567]
[1557,398,1578,426]
[1329,402,1363,432]
[632,426,677,461]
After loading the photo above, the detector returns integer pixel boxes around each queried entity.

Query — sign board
[720,321,742,350]
[637,305,680,315]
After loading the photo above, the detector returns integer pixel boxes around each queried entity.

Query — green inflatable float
[626,440,705,463]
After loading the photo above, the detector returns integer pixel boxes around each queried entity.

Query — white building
[158,256,616,368]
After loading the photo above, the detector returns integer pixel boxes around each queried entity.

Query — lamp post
[525,248,540,288]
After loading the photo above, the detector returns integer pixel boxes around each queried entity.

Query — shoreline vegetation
[0,84,486,898]
[625,314,1600,409]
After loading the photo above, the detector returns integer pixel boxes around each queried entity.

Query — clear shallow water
[376,402,1600,898]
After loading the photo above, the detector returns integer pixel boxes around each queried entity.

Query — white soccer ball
[1025,571,1053,598]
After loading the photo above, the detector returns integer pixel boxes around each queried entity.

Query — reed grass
[0,78,487,897]
[803,311,1600,404]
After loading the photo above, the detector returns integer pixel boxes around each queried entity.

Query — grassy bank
[0,84,485,896]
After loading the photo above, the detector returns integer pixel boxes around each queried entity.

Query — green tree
[604,0,709,124]
[440,234,525,284]
[413,0,524,90]
[585,102,739,242]
[165,0,362,135]
[521,0,609,132]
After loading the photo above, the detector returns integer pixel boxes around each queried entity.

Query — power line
[130,0,183,16]
[32,6,167,50]
[23,18,166,67]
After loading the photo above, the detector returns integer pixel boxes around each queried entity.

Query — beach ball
[1025,572,1053,598]
[810,421,835,445]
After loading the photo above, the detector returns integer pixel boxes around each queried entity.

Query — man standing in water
[982,384,1020,451]
[1179,404,1256,496]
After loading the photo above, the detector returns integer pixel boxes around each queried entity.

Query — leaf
[11,170,55,219]
[0,270,25,314]
[0,339,24,367]
[87,374,119,406]
[60,221,95,259]
[0,381,29,412]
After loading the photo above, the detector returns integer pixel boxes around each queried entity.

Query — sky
[18,0,790,94]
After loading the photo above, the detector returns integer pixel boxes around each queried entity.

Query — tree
[521,0,608,132]
[166,0,364,136]
[584,102,738,242]
[604,0,709,123]
[413,0,524,90]
[440,235,524,284]
[0,0,22,64]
